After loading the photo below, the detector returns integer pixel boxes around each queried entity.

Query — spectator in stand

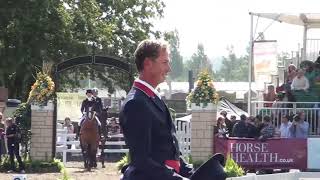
[220,110,232,136]
[259,116,275,141]
[255,115,264,132]
[291,69,310,91]
[63,117,74,149]
[232,114,248,138]
[214,117,228,137]
[246,116,259,138]
[229,115,238,136]
[289,112,309,138]
[107,117,120,136]
[63,117,74,134]
[279,114,292,138]
[287,64,297,85]
[304,62,317,88]
[271,93,285,124]
[263,85,276,107]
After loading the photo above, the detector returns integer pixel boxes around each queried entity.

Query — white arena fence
[252,101,320,135]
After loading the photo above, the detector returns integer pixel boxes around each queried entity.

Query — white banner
[253,41,278,90]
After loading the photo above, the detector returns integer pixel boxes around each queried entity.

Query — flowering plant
[27,72,55,106]
[186,71,219,107]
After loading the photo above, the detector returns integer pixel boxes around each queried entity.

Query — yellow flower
[27,72,55,105]
[187,70,218,106]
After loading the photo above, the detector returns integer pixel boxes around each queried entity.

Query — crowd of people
[264,59,320,108]
[214,110,309,139]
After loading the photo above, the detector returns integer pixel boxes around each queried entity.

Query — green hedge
[0,155,63,173]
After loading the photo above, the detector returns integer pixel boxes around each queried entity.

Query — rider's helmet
[92,88,98,96]
[92,88,98,93]
[86,89,92,95]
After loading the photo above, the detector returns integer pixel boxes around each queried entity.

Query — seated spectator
[259,116,275,141]
[232,114,248,138]
[214,117,228,137]
[304,62,317,88]
[263,85,276,107]
[107,117,120,136]
[279,114,292,138]
[287,64,297,84]
[63,117,74,134]
[63,117,74,149]
[289,112,309,138]
[246,116,259,138]
[291,69,309,91]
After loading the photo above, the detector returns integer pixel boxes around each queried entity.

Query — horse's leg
[81,143,89,170]
[93,146,98,168]
[89,144,97,168]
[100,141,105,168]
[86,143,92,171]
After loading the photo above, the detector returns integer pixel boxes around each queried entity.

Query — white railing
[252,101,320,135]
[56,117,193,164]
[175,119,191,158]
[56,129,128,164]
[306,38,320,61]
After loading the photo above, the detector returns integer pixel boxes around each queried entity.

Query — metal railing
[307,38,320,61]
[175,119,191,158]
[252,101,320,135]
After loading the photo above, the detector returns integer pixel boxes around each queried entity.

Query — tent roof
[251,13,320,28]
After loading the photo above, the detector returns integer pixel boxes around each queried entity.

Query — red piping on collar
[133,81,155,98]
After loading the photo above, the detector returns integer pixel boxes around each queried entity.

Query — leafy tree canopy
[0,0,165,99]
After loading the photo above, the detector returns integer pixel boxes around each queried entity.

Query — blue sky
[154,0,320,57]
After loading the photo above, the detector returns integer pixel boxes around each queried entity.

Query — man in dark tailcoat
[119,39,226,180]
[92,88,103,117]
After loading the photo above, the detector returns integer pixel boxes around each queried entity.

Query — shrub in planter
[224,154,245,177]
[116,153,131,171]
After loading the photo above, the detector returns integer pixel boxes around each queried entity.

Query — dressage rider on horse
[79,89,102,136]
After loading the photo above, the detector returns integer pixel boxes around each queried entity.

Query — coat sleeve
[121,99,184,180]
[80,100,85,114]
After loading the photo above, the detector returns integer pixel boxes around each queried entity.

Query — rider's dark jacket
[93,96,103,115]
[80,98,96,115]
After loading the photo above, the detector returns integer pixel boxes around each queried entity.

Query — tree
[164,30,184,81]
[0,0,165,99]
[215,46,249,82]
[186,44,213,78]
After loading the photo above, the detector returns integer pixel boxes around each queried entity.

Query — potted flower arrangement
[27,72,55,108]
[186,70,219,110]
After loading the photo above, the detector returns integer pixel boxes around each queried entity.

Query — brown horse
[80,109,99,171]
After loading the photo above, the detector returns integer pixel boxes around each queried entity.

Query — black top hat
[86,89,92,94]
[190,153,227,180]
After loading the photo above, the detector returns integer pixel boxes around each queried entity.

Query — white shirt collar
[135,79,161,99]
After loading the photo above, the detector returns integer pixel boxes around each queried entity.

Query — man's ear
[143,58,152,70]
